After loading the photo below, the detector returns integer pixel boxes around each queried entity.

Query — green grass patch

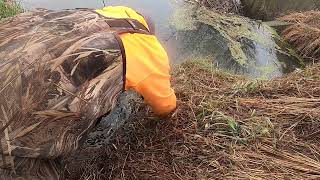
[0,0,23,20]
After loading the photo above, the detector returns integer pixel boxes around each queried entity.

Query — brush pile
[65,57,320,179]
[279,11,320,62]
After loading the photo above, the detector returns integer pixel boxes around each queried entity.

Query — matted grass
[65,58,320,179]
[279,11,320,62]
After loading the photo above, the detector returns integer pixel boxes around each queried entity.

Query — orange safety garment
[96,6,177,115]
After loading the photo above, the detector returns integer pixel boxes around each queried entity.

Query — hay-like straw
[279,11,320,61]
[65,58,320,179]
[0,8,124,167]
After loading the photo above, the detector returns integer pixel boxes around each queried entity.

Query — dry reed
[279,11,320,61]
[65,58,320,179]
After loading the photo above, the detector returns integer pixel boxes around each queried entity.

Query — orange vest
[96,6,177,115]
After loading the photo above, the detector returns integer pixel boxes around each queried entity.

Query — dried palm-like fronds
[0,8,124,168]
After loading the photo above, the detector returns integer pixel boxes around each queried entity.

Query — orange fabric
[96,6,177,115]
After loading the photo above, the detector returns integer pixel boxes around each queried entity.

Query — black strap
[104,18,151,35]
[88,9,152,35]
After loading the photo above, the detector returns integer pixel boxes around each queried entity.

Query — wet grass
[0,0,22,20]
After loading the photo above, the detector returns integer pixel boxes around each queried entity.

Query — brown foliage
[65,60,320,179]
[0,9,124,164]
[279,11,320,61]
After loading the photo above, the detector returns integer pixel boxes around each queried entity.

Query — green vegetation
[0,0,22,20]
[173,6,287,66]
[172,6,304,79]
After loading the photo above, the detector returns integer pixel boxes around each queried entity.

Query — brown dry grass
[65,59,320,179]
[279,11,320,62]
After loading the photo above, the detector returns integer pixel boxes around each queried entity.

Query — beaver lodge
[64,10,320,180]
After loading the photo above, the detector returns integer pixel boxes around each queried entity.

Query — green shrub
[0,0,22,19]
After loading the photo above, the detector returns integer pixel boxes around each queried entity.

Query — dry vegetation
[0,3,319,180]
[64,12,320,180]
[65,56,320,179]
[279,11,320,62]
[53,10,320,180]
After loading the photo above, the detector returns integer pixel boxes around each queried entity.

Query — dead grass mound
[65,59,320,179]
[279,11,320,61]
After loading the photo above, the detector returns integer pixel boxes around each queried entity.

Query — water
[18,1,179,144]
[171,6,303,78]
[19,0,302,78]
[20,0,176,45]
[16,0,304,147]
